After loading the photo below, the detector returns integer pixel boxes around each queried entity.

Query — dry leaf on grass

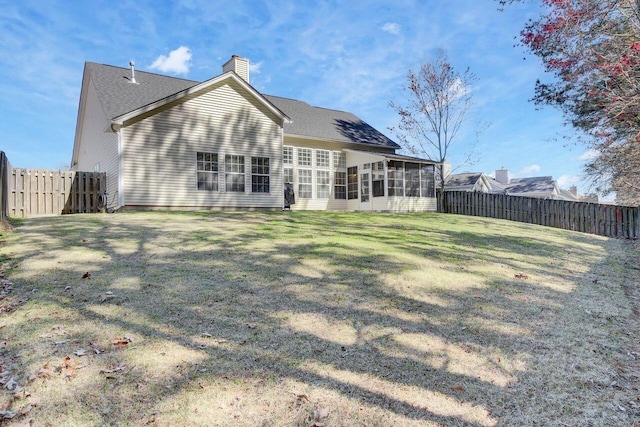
[514,273,529,279]
[112,337,132,348]
[82,272,91,279]
[60,356,78,379]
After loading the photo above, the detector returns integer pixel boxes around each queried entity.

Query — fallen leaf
[112,337,131,348]
[294,393,310,402]
[61,356,78,379]
[74,349,88,357]
[82,272,91,279]
[514,273,529,280]
[451,385,465,391]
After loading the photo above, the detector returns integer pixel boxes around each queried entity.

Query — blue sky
[0,0,599,196]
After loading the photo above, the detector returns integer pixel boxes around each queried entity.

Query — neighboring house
[444,172,505,194]
[445,167,585,201]
[71,56,437,212]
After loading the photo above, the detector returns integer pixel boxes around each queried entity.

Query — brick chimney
[223,55,250,84]
[495,168,510,185]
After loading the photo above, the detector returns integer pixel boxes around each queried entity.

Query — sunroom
[343,149,437,212]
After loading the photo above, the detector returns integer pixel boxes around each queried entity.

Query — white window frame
[196,151,219,191]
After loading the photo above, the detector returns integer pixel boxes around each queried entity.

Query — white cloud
[249,61,263,74]
[149,46,192,75]
[382,22,401,35]
[519,164,541,175]
[557,174,581,188]
[579,148,599,161]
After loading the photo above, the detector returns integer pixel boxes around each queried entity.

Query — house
[444,167,585,201]
[444,172,505,194]
[71,56,437,212]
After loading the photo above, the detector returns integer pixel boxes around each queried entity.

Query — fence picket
[8,169,106,218]
[441,191,639,239]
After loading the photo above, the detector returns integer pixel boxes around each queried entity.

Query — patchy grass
[0,211,638,426]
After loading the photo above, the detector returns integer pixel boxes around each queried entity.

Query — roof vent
[128,61,139,85]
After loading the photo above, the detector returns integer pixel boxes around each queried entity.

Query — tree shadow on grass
[0,211,628,426]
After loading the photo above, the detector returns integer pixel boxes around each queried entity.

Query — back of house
[71,56,437,212]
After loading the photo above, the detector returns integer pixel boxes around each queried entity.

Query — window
[372,161,384,197]
[225,154,245,192]
[197,152,219,191]
[284,167,293,184]
[360,173,370,202]
[251,157,270,193]
[94,163,100,172]
[298,169,312,198]
[387,160,404,196]
[405,162,420,197]
[334,171,346,199]
[363,163,370,170]
[298,148,311,166]
[283,146,293,165]
[347,166,358,200]
[333,151,346,169]
[316,150,330,168]
[316,170,330,198]
[421,164,435,197]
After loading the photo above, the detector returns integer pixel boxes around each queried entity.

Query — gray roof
[506,176,556,194]
[84,62,399,149]
[85,62,198,120]
[445,172,484,188]
[264,95,399,149]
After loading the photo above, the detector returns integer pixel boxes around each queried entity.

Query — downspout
[280,125,285,210]
[111,123,125,208]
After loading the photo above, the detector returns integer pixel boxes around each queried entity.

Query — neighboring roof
[558,188,580,201]
[506,176,556,194]
[264,96,400,149]
[83,62,399,149]
[445,172,484,189]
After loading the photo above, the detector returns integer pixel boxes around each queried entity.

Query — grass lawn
[0,211,638,426]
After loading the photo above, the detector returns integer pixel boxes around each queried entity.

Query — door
[360,172,371,211]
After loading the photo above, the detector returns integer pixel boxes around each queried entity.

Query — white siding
[121,79,283,209]
[74,81,119,203]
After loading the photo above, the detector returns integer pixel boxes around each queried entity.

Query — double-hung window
[225,155,245,192]
[196,152,219,191]
[298,169,312,198]
[251,157,270,193]
[334,171,346,199]
[316,170,330,199]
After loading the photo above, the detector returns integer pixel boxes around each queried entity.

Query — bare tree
[389,50,479,212]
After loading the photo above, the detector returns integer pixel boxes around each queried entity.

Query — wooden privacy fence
[442,191,640,239]
[9,169,106,218]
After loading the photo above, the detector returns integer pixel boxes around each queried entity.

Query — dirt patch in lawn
[0,211,638,426]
